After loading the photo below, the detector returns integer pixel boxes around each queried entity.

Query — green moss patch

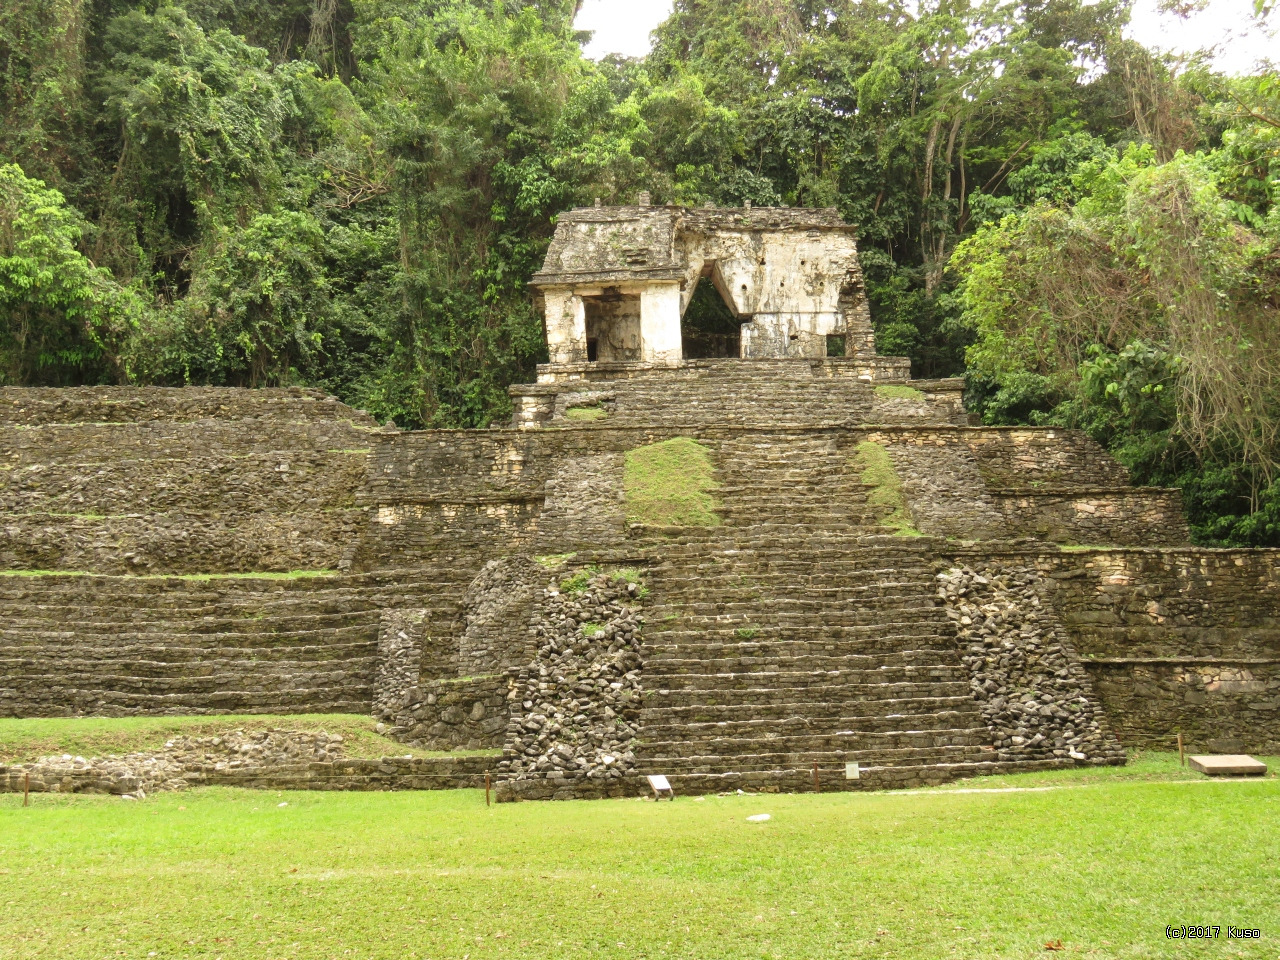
[874,384,926,401]
[534,552,577,569]
[854,441,921,536]
[0,715,500,764]
[559,566,647,598]
[564,405,607,422]
[624,437,720,527]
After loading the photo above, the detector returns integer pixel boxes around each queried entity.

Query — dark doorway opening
[583,289,641,361]
[681,276,741,359]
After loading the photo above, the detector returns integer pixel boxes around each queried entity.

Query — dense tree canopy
[0,0,1276,541]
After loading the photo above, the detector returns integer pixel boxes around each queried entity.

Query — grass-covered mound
[0,715,498,763]
[854,440,920,536]
[0,752,1274,959]
[624,437,720,527]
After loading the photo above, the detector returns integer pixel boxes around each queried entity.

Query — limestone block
[1188,755,1267,776]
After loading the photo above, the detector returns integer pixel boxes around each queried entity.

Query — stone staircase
[0,567,470,717]
[511,359,965,429]
[631,432,1018,791]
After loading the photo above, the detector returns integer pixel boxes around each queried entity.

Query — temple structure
[3,198,1277,804]
[530,195,876,363]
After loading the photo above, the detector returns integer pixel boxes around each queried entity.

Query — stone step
[640,702,979,731]
[624,757,1071,794]
[0,606,453,634]
[5,689,373,715]
[645,625,952,646]
[644,649,963,675]
[643,678,973,702]
[642,606,950,627]
[645,584,939,605]
[645,665,962,696]
[636,739,990,766]
[0,635,378,663]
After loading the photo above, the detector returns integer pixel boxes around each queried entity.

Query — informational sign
[844,762,860,780]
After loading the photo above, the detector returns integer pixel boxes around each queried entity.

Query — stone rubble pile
[1,729,348,798]
[498,571,644,786]
[937,565,1121,764]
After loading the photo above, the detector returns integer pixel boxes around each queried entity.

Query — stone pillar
[543,288,587,364]
[639,282,683,363]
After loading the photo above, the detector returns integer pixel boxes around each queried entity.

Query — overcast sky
[575,0,1276,75]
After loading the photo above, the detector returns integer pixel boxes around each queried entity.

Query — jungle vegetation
[0,0,1276,543]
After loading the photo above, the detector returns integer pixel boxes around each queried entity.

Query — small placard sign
[647,774,671,792]
[844,762,860,780]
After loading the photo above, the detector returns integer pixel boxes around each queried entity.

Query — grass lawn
[0,753,1275,959]
[0,715,498,763]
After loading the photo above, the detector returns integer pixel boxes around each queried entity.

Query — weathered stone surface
[1187,754,1267,776]
[0,728,494,796]
[937,565,1124,765]
[531,204,876,362]
[496,571,645,794]
[948,544,1280,755]
[0,327,1277,805]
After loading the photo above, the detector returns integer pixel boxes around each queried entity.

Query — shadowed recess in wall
[623,437,720,527]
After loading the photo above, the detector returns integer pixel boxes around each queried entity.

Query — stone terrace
[0,365,1276,798]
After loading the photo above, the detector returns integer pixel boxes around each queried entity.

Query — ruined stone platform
[2,202,1278,799]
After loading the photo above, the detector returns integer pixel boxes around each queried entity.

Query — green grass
[0,755,1275,959]
[564,405,608,421]
[0,715,499,763]
[559,567,598,595]
[874,384,926,401]
[929,750,1273,790]
[624,437,721,527]
[854,440,921,537]
[560,566,647,599]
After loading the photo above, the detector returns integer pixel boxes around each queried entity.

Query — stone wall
[948,546,1280,754]
[937,565,1125,765]
[882,441,1005,539]
[0,386,379,426]
[0,729,494,796]
[1,403,377,574]
[987,489,1188,546]
[390,676,510,751]
[865,427,1188,545]
[497,569,646,801]
[538,454,627,548]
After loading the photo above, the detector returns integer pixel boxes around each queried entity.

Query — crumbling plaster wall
[686,228,864,358]
[533,205,872,362]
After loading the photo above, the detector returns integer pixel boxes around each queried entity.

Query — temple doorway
[681,276,741,359]
[582,289,642,362]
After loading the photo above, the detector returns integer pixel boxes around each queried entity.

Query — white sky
[574,0,1276,75]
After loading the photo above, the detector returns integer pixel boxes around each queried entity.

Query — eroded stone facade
[2,223,1278,801]
[531,200,875,362]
